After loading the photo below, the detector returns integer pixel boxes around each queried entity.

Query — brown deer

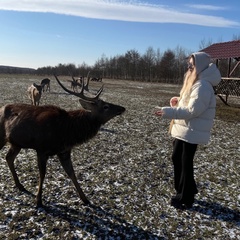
[27,83,43,106]
[69,76,81,92]
[0,76,125,207]
[69,71,90,92]
[40,78,50,92]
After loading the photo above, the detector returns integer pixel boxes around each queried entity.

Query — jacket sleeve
[162,81,212,120]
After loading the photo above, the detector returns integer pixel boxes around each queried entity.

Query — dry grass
[0,75,239,239]
[216,101,240,122]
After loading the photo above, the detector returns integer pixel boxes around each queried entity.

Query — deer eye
[103,105,109,110]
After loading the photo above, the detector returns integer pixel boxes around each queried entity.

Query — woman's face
[187,57,195,72]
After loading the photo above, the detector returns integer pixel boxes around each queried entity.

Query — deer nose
[118,106,125,115]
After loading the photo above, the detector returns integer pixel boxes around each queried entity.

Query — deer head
[54,75,125,124]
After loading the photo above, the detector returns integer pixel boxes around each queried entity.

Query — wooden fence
[214,78,240,105]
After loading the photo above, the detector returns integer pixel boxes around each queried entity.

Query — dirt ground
[0,75,239,239]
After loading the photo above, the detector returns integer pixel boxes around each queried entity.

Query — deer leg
[0,126,6,150]
[57,151,90,204]
[0,139,6,151]
[36,153,48,207]
[6,145,25,191]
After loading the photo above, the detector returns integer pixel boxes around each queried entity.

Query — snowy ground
[0,75,239,239]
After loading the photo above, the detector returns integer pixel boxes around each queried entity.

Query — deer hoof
[83,199,90,205]
[17,184,26,192]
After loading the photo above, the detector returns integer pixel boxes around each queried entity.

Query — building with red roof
[201,40,240,104]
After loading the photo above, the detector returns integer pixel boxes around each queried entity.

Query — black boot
[170,196,193,209]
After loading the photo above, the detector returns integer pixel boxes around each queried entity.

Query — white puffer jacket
[161,52,221,144]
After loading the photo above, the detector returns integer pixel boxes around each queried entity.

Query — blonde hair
[180,57,198,98]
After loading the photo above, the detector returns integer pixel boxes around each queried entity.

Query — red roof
[201,40,240,59]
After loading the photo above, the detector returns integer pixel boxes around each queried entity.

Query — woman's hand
[170,97,178,107]
[155,109,164,117]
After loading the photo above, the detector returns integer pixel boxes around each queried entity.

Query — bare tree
[174,45,190,83]
[198,38,213,50]
[232,34,240,40]
[143,47,156,81]
[125,49,141,80]
[159,49,176,83]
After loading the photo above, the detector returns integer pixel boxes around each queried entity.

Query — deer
[69,76,81,92]
[27,83,43,106]
[0,76,125,207]
[40,78,50,92]
[69,71,90,92]
[91,77,102,82]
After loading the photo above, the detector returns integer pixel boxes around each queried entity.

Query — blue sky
[0,0,240,69]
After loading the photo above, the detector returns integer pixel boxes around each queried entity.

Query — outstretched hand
[154,109,164,117]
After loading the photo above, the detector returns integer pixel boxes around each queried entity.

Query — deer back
[2,104,99,155]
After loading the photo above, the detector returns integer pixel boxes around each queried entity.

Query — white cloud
[187,4,226,11]
[0,0,239,27]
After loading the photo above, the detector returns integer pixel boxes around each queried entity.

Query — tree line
[35,46,233,84]
[2,36,240,84]
[36,46,193,83]
[35,46,190,83]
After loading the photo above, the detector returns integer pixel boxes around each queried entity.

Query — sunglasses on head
[187,62,194,70]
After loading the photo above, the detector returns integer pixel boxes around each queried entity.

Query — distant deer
[27,83,42,106]
[91,77,102,82]
[0,76,125,207]
[69,76,81,92]
[69,72,90,92]
[41,78,50,92]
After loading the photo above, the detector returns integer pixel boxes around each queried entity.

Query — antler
[84,71,91,91]
[54,75,103,101]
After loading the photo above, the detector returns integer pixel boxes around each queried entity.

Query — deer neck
[67,110,102,145]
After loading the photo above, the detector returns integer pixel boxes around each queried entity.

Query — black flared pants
[172,138,198,204]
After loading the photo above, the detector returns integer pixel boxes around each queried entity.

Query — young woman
[155,52,221,209]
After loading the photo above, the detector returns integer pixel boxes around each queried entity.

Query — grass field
[0,75,239,239]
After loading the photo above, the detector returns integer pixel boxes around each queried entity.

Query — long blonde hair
[180,56,198,99]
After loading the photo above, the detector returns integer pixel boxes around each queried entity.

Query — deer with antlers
[70,76,89,92]
[0,76,125,207]
[69,71,91,92]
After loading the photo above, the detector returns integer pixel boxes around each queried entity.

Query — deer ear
[79,99,96,111]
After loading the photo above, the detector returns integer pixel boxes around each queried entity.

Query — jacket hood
[199,63,221,86]
[192,52,221,87]
[191,52,211,74]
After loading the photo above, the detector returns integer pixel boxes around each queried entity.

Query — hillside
[0,65,36,74]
